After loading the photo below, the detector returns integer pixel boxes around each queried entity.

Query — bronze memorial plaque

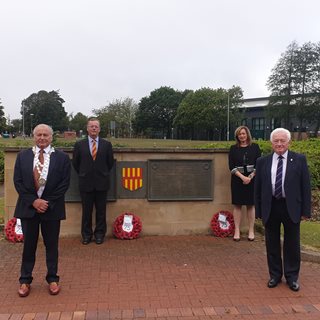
[65,159,117,202]
[148,159,213,201]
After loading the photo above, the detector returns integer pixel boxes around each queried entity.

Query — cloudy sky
[1,0,319,120]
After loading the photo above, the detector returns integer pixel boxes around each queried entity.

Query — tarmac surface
[0,234,320,320]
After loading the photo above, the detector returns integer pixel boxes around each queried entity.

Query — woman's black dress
[228,143,261,205]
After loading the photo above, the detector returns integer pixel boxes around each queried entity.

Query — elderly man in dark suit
[254,128,311,292]
[72,118,114,245]
[14,124,71,297]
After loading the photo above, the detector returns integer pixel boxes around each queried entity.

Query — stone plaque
[148,160,213,201]
[65,159,117,202]
[117,161,147,199]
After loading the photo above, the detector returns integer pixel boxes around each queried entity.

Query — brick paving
[0,235,320,319]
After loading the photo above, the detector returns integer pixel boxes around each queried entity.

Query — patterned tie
[92,139,97,160]
[34,149,44,190]
[274,155,283,199]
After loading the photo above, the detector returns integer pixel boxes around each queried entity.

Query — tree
[69,112,88,135]
[267,41,299,128]
[0,99,7,133]
[10,119,22,134]
[93,97,138,138]
[174,86,243,140]
[21,90,68,135]
[134,87,187,138]
[267,41,320,136]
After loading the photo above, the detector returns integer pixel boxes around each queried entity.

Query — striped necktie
[274,155,283,199]
[92,139,97,160]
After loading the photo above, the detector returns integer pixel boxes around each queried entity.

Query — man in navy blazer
[72,118,114,245]
[14,124,71,297]
[254,128,311,292]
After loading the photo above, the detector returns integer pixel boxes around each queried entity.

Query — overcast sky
[1,0,319,120]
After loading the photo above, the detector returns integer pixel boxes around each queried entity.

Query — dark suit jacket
[72,138,114,192]
[14,148,71,220]
[254,150,311,224]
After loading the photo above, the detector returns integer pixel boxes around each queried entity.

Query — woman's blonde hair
[234,126,252,146]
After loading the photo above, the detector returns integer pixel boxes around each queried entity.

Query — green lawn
[300,220,320,250]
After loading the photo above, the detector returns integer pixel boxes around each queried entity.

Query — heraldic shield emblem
[122,167,143,191]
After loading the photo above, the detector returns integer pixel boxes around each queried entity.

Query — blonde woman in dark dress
[229,126,261,241]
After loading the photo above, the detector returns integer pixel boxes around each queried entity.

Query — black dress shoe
[95,238,104,245]
[267,278,281,288]
[82,238,91,245]
[288,281,300,292]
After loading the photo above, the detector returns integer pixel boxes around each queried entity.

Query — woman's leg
[233,205,242,239]
[247,205,255,240]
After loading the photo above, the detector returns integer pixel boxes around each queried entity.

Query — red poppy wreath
[113,212,142,240]
[210,211,235,238]
[5,217,24,243]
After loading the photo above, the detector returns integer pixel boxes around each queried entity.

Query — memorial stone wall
[4,148,232,236]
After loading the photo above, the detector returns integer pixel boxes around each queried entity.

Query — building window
[252,118,265,130]
[241,119,247,126]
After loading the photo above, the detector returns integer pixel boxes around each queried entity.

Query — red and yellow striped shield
[122,167,143,191]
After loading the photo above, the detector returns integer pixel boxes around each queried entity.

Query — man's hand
[32,199,49,213]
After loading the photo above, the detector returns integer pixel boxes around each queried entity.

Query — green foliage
[69,112,88,134]
[267,41,320,133]
[93,97,137,138]
[174,86,243,140]
[21,90,69,135]
[134,87,186,138]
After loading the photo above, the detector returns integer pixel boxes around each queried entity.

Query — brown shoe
[48,282,60,295]
[18,283,31,297]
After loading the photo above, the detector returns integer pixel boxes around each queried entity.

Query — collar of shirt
[272,150,288,162]
[35,145,51,154]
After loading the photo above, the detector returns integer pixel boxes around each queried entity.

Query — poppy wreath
[113,212,142,240]
[5,217,24,243]
[210,210,235,238]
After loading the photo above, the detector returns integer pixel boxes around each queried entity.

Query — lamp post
[30,113,34,137]
[227,93,230,141]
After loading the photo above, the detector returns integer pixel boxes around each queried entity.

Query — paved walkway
[0,235,320,320]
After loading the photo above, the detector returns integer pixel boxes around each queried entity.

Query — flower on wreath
[113,212,142,240]
[5,217,24,243]
[210,210,235,238]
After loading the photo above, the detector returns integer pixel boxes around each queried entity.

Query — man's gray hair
[33,124,53,136]
[270,128,291,142]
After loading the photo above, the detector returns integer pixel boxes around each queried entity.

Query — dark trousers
[80,190,107,240]
[20,215,61,284]
[265,198,301,284]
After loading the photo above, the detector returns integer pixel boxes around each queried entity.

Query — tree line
[1,40,320,140]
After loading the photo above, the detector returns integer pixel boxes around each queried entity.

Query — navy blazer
[72,138,114,192]
[14,148,71,220]
[254,150,311,224]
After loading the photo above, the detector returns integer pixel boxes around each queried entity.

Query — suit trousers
[20,215,61,284]
[265,197,300,283]
[80,190,107,240]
